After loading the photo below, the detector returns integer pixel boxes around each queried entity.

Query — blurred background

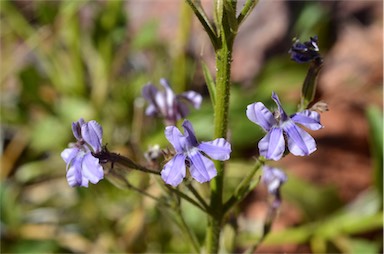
[1,0,382,253]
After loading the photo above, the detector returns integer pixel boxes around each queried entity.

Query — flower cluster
[61,119,104,187]
[62,37,324,190]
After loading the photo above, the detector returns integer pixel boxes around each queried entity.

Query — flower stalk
[94,147,161,176]
[223,157,264,213]
[206,1,238,252]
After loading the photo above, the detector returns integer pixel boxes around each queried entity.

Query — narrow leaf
[366,106,383,202]
[201,61,216,107]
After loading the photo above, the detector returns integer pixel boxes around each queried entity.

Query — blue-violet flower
[262,166,287,194]
[161,120,231,187]
[289,36,321,63]
[61,118,104,187]
[246,92,323,161]
[262,166,287,208]
[142,78,202,125]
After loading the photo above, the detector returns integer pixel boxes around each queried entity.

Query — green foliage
[1,1,381,253]
[366,106,383,204]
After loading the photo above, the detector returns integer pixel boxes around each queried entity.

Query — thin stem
[95,149,161,175]
[244,203,278,253]
[185,182,210,212]
[185,0,219,49]
[174,206,201,253]
[237,0,258,25]
[109,174,202,253]
[107,172,164,203]
[166,185,208,214]
[206,2,236,252]
[223,157,264,213]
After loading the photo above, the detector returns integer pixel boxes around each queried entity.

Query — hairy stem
[206,4,235,253]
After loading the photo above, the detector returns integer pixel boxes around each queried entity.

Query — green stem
[223,157,264,213]
[186,0,259,252]
[96,149,161,175]
[206,4,236,253]
[237,0,258,25]
[175,206,201,253]
[244,199,278,253]
[185,0,218,49]
[107,172,163,203]
[166,185,208,213]
[185,182,210,212]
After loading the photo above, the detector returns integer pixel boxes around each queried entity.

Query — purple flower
[246,92,323,161]
[161,120,231,187]
[142,78,202,125]
[61,118,104,187]
[262,166,287,208]
[262,166,287,194]
[289,36,321,63]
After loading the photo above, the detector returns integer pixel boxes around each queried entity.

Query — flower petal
[188,151,217,183]
[258,127,285,161]
[291,110,323,130]
[145,104,157,116]
[82,120,103,152]
[82,153,104,184]
[142,79,201,123]
[262,166,287,194]
[161,154,186,187]
[283,120,317,156]
[198,138,231,161]
[142,84,164,117]
[165,126,187,153]
[142,83,158,102]
[176,102,190,119]
[271,92,289,121]
[179,91,202,109]
[61,147,79,166]
[72,118,85,140]
[246,102,276,131]
[182,120,199,147]
[66,154,88,187]
[159,78,176,119]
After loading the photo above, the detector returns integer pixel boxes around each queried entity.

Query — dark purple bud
[289,36,322,64]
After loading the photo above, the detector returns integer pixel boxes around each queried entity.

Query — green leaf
[223,1,238,35]
[214,0,223,32]
[348,238,380,254]
[201,61,216,107]
[366,106,383,203]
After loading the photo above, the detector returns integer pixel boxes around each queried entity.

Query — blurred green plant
[1,0,382,253]
[366,105,383,206]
